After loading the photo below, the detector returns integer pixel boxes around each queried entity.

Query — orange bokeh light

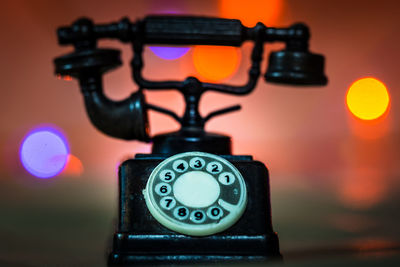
[348,112,391,140]
[346,77,390,121]
[192,46,240,82]
[218,0,283,27]
[57,74,73,81]
[62,154,84,176]
[339,168,386,209]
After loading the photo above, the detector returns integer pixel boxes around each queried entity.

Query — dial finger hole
[189,157,205,170]
[159,169,175,182]
[155,183,172,196]
[160,196,176,210]
[173,160,189,173]
[218,172,235,185]
[190,210,206,223]
[173,206,189,220]
[206,161,222,174]
[207,206,224,220]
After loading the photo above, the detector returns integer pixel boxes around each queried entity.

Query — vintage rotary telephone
[54,15,327,265]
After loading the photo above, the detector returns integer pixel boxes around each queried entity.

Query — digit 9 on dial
[144,151,247,236]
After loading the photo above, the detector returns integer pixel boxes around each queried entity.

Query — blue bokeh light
[149,46,190,60]
[20,126,69,178]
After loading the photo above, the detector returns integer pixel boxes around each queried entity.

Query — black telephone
[54,15,327,265]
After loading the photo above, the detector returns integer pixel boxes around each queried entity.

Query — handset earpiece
[264,49,327,86]
[54,48,122,79]
[54,48,150,142]
[264,23,327,86]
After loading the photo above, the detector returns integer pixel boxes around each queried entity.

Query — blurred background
[1,0,399,266]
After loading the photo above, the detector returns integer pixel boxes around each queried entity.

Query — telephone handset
[54,15,327,265]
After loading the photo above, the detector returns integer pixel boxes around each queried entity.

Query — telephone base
[109,253,281,266]
[108,154,281,265]
[108,232,281,266]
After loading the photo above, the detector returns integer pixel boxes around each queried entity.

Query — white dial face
[144,151,247,236]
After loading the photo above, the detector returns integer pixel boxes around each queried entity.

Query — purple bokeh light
[149,46,190,60]
[148,5,190,60]
[20,126,69,178]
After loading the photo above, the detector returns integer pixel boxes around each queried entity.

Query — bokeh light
[348,113,390,140]
[56,74,72,81]
[148,5,190,60]
[62,154,84,176]
[192,46,240,81]
[219,0,283,27]
[20,126,69,178]
[339,168,386,209]
[346,77,390,120]
[149,46,190,60]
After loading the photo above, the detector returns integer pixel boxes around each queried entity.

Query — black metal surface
[151,130,232,155]
[54,48,121,78]
[265,50,327,85]
[56,16,313,46]
[108,156,281,265]
[109,254,277,266]
[142,16,245,46]
[134,153,253,161]
[81,86,150,141]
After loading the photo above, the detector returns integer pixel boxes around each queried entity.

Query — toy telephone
[54,15,327,265]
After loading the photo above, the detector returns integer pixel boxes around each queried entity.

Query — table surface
[1,172,399,267]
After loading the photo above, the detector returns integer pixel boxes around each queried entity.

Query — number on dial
[160,196,176,210]
[207,206,223,220]
[189,157,205,169]
[155,183,171,196]
[206,161,222,174]
[218,172,235,185]
[173,206,189,220]
[173,160,188,173]
[159,169,175,182]
[190,210,206,223]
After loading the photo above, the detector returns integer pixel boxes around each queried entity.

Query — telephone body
[110,152,280,264]
[54,15,326,266]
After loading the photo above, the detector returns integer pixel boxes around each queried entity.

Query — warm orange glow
[339,168,386,209]
[57,74,73,81]
[192,46,240,81]
[219,0,283,27]
[329,214,376,233]
[351,239,399,252]
[62,154,84,176]
[348,112,390,140]
[346,77,390,120]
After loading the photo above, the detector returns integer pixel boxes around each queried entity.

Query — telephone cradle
[53,14,327,266]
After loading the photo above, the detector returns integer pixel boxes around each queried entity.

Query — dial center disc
[173,171,220,208]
